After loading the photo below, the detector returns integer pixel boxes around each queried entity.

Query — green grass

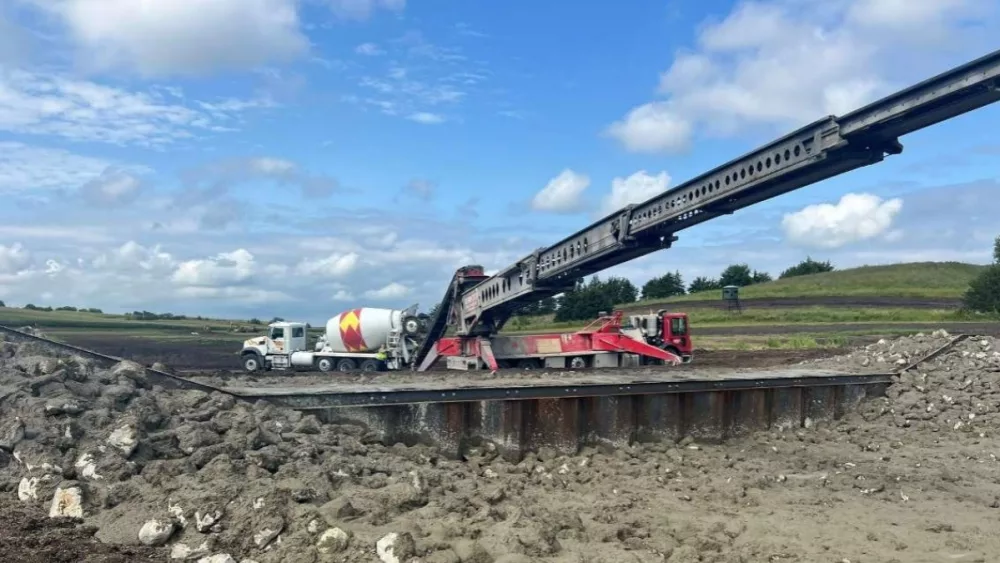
[502,305,995,334]
[634,261,985,306]
[0,306,237,332]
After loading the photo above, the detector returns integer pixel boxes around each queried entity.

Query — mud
[5,330,1000,562]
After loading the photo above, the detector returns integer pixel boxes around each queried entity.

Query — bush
[780,257,835,279]
[962,236,1000,313]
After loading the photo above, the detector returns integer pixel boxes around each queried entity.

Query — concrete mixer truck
[239,304,428,373]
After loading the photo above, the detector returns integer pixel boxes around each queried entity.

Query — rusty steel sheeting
[310,377,889,461]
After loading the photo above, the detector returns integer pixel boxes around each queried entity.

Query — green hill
[639,261,986,305]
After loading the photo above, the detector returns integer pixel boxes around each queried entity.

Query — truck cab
[241,321,309,371]
[624,310,692,363]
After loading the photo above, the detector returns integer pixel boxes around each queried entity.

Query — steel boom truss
[413,48,1000,370]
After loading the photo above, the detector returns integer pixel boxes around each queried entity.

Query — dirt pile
[4,331,1000,562]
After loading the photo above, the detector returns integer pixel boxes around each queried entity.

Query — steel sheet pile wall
[313,381,887,461]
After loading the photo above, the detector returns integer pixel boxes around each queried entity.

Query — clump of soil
[3,330,1000,562]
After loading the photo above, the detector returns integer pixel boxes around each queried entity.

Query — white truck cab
[240,321,309,372]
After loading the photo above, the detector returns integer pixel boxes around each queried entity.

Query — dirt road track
[697,321,1000,336]
[53,323,998,372]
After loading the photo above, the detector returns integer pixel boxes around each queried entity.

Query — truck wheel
[315,357,334,372]
[242,354,262,373]
[568,356,587,370]
[402,315,421,335]
[359,359,380,372]
[336,358,357,372]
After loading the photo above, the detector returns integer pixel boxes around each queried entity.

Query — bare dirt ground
[3,330,1000,562]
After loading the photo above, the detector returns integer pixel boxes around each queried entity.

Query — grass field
[635,261,985,306]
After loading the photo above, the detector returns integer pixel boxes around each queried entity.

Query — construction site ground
[3,329,1000,562]
[45,322,1000,372]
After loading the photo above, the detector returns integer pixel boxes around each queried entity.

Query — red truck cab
[623,310,693,363]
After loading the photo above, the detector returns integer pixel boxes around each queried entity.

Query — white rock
[17,477,38,501]
[377,532,415,563]
[195,509,222,532]
[307,519,321,534]
[107,425,138,457]
[138,519,176,546]
[253,527,280,549]
[49,486,84,518]
[317,527,350,554]
[74,453,103,480]
[196,555,237,563]
[168,502,187,527]
[170,541,211,560]
[252,497,265,509]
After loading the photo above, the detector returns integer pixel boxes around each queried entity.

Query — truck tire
[242,353,263,373]
[402,315,421,336]
[568,356,587,369]
[336,358,357,372]
[359,359,380,372]
[315,357,334,372]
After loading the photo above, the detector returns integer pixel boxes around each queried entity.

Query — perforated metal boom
[413,48,1000,366]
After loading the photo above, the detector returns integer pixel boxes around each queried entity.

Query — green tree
[963,236,1000,313]
[641,271,685,300]
[719,264,753,287]
[554,276,636,322]
[780,257,835,279]
[0,300,5,308]
[751,270,773,284]
[688,276,722,294]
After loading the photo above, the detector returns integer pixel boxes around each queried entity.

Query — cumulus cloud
[531,169,590,213]
[172,249,256,287]
[35,0,309,76]
[0,243,31,275]
[365,282,411,299]
[606,0,997,152]
[782,192,903,248]
[600,171,671,216]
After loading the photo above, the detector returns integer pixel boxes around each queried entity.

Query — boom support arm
[412,48,1000,368]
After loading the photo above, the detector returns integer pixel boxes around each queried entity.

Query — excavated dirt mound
[3,330,1000,562]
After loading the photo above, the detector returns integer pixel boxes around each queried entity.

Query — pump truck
[241,48,1000,373]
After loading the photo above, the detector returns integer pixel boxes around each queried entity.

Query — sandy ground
[2,330,1000,562]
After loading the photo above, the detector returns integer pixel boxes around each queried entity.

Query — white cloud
[782,192,903,248]
[601,171,671,215]
[407,112,445,124]
[249,157,297,175]
[355,42,385,56]
[171,249,256,287]
[37,0,309,76]
[0,69,271,146]
[606,103,692,153]
[79,167,143,205]
[295,252,360,278]
[365,281,411,299]
[0,142,115,193]
[0,243,31,274]
[531,169,590,213]
[607,0,997,152]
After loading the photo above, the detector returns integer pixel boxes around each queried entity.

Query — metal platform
[227,368,893,460]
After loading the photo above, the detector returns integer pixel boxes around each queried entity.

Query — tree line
[540,257,835,322]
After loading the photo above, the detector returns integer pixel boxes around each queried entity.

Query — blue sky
[1,0,999,324]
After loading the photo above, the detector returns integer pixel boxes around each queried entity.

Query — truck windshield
[670,317,687,335]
